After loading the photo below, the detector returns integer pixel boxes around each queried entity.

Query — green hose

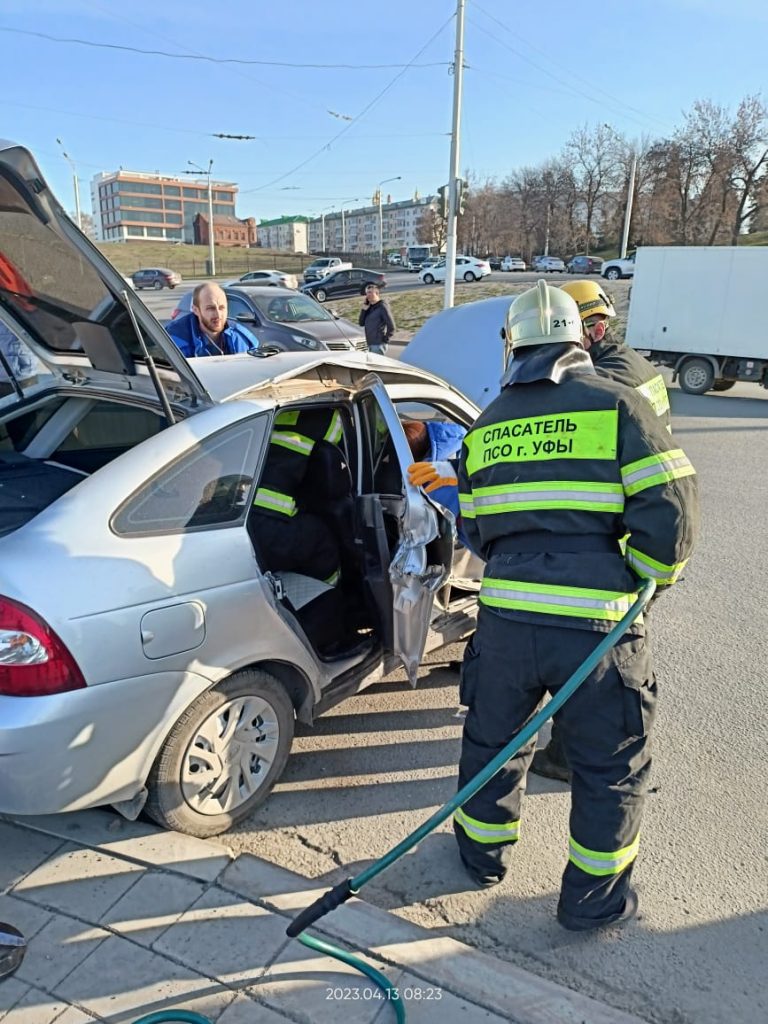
[132,579,654,1024]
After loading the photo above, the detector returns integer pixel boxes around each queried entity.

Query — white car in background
[224,270,299,290]
[532,256,566,273]
[419,256,492,284]
[500,256,526,272]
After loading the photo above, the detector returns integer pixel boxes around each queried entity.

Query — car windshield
[252,293,333,323]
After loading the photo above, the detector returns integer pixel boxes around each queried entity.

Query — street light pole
[443,0,466,309]
[187,160,216,276]
[56,138,81,230]
[376,176,401,265]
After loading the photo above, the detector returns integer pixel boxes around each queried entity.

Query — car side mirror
[234,313,258,324]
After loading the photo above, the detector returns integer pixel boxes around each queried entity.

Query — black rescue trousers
[455,607,656,927]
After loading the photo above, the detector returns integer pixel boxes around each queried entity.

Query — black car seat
[298,439,357,574]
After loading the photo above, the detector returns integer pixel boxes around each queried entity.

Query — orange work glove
[407,461,458,494]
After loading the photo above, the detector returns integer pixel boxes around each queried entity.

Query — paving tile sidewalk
[0,814,649,1024]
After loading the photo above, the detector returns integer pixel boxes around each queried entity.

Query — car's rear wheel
[315,288,327,302]
[145,670,294,837]
[153,280,163,290]
[678,357,715,395]
[464,271,476,282]
[423,273,435,285]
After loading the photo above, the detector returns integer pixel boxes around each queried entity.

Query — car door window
[113,416,268,536]
[227,294,256,320]
[333,272,350,286]
[349,271,364,285]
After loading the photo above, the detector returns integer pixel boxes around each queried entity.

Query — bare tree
[728,94,768,242]
[565,124,622,254]
[416,208,447,252]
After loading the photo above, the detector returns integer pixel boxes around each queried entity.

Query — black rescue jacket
[591,329,671,430]
[458,343,699,633]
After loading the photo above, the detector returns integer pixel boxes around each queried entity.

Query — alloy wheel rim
[181,695,280,816]
[686,366,707,388]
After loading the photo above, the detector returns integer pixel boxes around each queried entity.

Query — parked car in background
[0,140,480,838]
[225,270,299,290]
[121,275,136,290]
[132,267,182,290]
[567,255,603,275]
[302,257,352,282]
[171,286,366,352]
[501,256,526,272]
[387,253,401,265]
[300,268,386,303]
[487,256,502,271]
[419,256,492,284]
[532,256,566,273]
[601,253,636,280]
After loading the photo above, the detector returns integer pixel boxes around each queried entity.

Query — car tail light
[0,596,86,697]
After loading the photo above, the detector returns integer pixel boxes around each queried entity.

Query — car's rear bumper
[0,670,215,815]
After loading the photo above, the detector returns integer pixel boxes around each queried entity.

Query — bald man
[166,282,259,357]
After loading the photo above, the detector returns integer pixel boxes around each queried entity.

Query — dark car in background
[170,286,367,352]
[566,255,604,275]
[132,267,182,290]
[300,268,386,303]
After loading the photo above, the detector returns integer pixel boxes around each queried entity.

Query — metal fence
[188,250,391,278]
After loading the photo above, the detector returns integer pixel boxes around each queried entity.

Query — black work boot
[530,727,571,783]
[557,889,639,932]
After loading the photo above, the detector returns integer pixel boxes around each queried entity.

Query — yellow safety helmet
[559,279,616,321]
[503,280,582,362]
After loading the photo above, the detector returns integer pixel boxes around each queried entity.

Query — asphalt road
[221,377,767,1024]
[136,268,577,322]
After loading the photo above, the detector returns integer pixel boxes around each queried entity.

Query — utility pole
[620,154,637,259]
[544,203,551,257]
[443,0,466,309]
[56,138,81,230]
[187,160,216,276]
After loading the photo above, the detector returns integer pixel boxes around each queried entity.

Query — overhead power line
[0,27,450,70]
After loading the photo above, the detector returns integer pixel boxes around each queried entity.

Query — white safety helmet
[503,279,582,362]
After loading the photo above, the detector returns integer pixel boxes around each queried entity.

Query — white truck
[626,246,768,394]
[302,257,353,283]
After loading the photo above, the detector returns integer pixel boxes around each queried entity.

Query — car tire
[153,280,163,290]
[679,357,715,395]
[605,268,622,281]
[463,271,476,282]
[315,288,327,303]
[168,284,176,289]
[145,669,295,837]
[423,274,435,285]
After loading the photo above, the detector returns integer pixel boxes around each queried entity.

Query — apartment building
[90,170,239,243]
[307,195,438,254]
[257,216,309,253]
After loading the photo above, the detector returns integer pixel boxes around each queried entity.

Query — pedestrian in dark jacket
[359,282,395,354]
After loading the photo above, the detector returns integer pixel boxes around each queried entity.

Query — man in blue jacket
[166,283,259,357]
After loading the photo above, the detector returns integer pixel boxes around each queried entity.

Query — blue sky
[1,0,765,224]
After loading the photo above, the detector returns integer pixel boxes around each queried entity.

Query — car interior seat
[298,439,357,573]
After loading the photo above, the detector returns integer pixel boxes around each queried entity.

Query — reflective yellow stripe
[275,410,300,426]
[464,410,617,475]
[252,487,297,516]
[635,375,670,418]
[469,480,624,515]
[324,410,343,445]
[454,807,520,844]
[458,493,476,518]
[568,834,640,876]
[271,430,315,456]
[480,577,638,622]
[626,545,687,584]
[621,449,695,496]
[324,568,341,587]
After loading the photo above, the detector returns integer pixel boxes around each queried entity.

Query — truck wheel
[605,268,622,281]
[679,358,715,395]
[712,379,736,392]
[145,670,294,837]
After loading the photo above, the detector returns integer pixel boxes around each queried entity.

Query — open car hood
[403,295,513,409]
[0,141,210,411]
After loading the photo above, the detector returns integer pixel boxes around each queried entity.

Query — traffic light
[437,184,449,219]
[457,178,469,216]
